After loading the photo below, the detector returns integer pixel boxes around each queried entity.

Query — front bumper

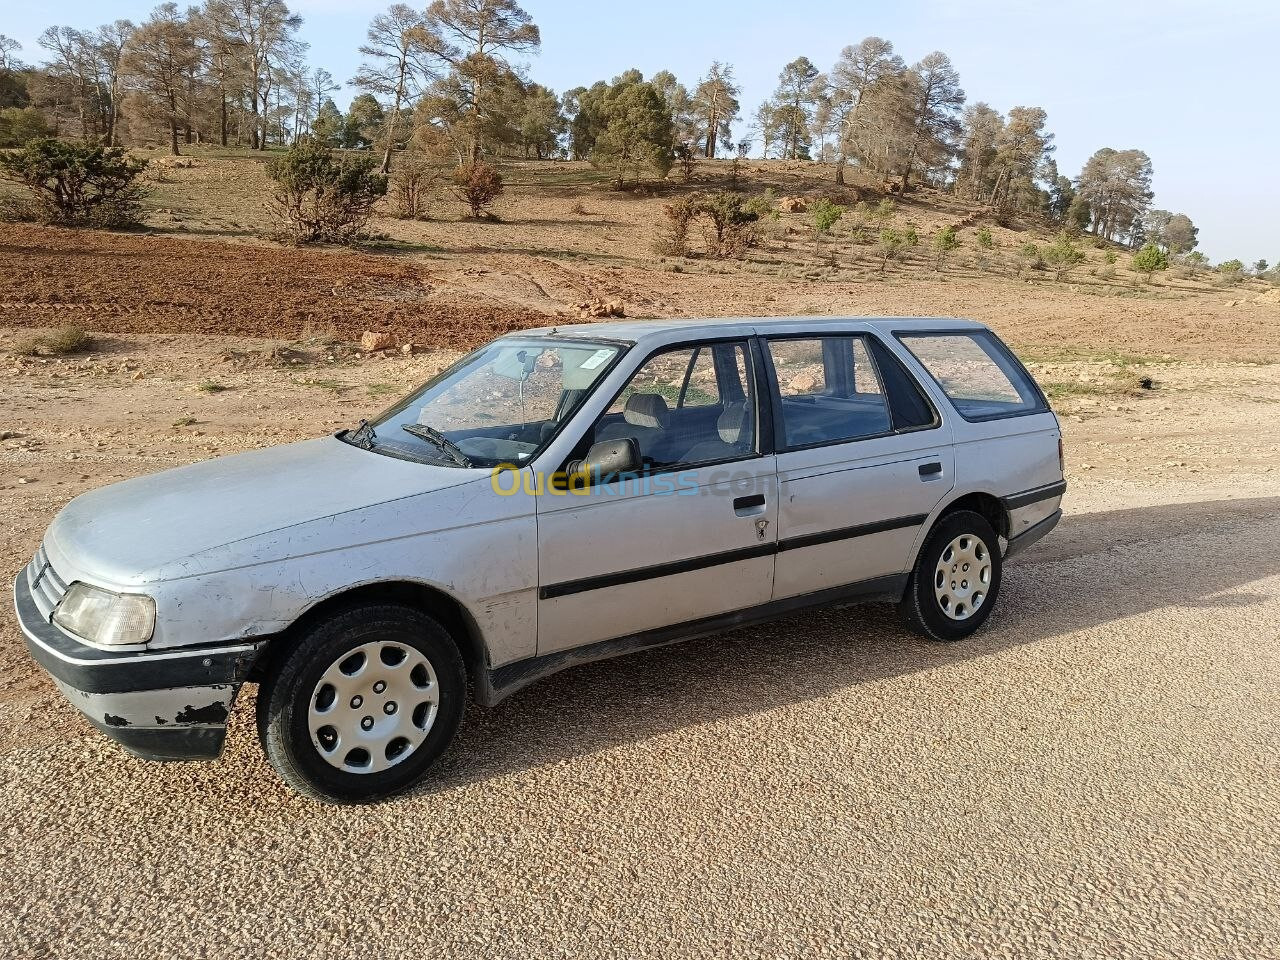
[14,561,264,761]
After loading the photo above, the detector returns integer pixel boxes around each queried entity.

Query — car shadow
[415,495,1280,795]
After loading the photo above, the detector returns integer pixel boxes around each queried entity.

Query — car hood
[45,437,478,585]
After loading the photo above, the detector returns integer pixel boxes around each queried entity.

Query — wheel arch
[247,580,488,697]
[936,491,1010,541]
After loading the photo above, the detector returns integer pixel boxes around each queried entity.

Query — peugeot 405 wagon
[16,317,1065,802]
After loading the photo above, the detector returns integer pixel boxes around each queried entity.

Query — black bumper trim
[88,720,227,762]
[1004,508,1063,559]
[14,567,262,695]
[1003,480,1067,511]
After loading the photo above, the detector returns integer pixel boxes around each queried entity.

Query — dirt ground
[1,154,1279,957]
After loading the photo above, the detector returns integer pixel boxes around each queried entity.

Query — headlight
[53,583,156,646]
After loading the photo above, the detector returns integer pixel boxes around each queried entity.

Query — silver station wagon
[15,317,1065,802]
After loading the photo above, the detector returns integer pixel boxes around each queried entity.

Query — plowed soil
[0,223,545,349]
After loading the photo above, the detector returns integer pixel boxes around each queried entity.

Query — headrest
[623,392,670,429]
[717,401,749,444]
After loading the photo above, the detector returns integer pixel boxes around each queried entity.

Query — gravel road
[2,494,1278,959]
[3,334,1279,959]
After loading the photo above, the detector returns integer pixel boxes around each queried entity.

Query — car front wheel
[898,509,1002,642]
[256,603,466,803]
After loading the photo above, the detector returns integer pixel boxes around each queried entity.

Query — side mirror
[571,437,640,484]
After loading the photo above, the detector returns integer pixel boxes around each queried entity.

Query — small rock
[360,331,395,352]
[401,343,414,355]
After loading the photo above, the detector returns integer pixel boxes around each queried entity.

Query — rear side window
[898,332,1046,420]
[767,336,892,447]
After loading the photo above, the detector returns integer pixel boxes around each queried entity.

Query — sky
[6,0,1276,264]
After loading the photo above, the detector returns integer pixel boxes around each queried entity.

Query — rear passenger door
[765,332,955,601]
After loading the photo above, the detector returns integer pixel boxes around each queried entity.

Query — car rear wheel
[256,603,466,803]
[898,509,1002,642]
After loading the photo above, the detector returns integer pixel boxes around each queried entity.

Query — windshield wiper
[401,423,474,468]
[344,419,377,449]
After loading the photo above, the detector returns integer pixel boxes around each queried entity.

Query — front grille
[27,544,68,621]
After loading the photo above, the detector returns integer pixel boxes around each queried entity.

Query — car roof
[517,315,988,344]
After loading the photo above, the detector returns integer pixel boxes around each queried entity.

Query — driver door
[535,339,778,655]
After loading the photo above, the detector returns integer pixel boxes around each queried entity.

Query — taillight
[1058,437,1065,476]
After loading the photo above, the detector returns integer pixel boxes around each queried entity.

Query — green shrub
[743,188,778,221]
[1131,242,1169,278]
[696,191,760,258]
[652,196,695,256]
[878,228,906,272]
[0,138,146,228]
[1042,232,1086,281]
[976,226,994,249]
[0,107,54,148]
[266,137,388,243]
[932,225,960,269]
[1104,250,1118,265]
[811,198,844,254]
[1019,242,1044,272]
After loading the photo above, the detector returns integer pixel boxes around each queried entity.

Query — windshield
[343,337,624,467]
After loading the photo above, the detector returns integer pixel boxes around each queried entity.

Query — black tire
[898,509,1002,642]
[256,603,466,804]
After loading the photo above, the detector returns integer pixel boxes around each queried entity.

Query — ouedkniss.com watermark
[489,464,765,497]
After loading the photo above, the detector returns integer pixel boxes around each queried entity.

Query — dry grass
[13,326,93,357]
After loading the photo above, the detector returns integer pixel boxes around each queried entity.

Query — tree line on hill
[0,0,1257,265]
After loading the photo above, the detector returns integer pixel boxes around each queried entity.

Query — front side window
[589,341,756,470]
[346,338,622,467]
[768,336,892,448]
[898,332,1046,420]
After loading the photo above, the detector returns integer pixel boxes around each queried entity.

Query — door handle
[733,493,766,515]
[918,461,942,478]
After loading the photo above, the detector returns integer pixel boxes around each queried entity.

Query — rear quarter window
[898,331,1047,421]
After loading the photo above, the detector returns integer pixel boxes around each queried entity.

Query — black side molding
[539,542,776,600]
[778,514,927,553]
[1003,480,1067,511]
[539,513,927,599]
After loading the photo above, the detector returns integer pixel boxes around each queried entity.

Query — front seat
[596,392,672,464]
[681,401,752,463]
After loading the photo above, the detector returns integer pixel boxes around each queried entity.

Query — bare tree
[820,37,904,183]
[301,66,338,135]
[38,27,98,139]
[93,21,135,145]
[201,0,301,150]
[0,35,23,71]
[122,3,202,154]
[691,61,739,158]
[353,4,444,173]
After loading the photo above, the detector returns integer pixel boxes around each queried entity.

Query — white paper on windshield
[579,349,613,370]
